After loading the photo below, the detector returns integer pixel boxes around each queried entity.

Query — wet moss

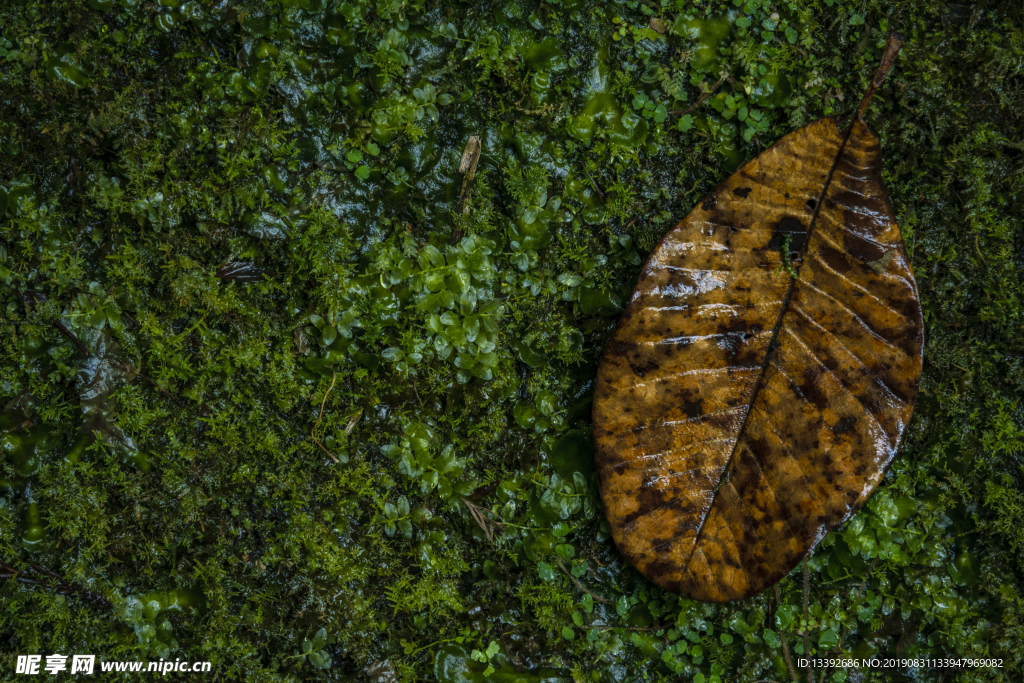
[1,0,1023,681]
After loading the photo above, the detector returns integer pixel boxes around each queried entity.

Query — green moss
[1,0,1022,681]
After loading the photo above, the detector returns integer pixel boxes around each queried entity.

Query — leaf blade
[593,115,923,602]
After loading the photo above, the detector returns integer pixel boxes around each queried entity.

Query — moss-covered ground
[1,0,1022,681]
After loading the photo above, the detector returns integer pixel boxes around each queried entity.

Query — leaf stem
[856,32,904,119]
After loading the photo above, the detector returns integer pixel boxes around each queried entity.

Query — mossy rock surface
[1,0,1023,681]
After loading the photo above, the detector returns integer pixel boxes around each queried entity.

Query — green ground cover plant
[0,0,1022,681]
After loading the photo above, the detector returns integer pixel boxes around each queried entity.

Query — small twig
[113,363,182,404]
[310,371,340,463]
[668,73,728,117]
[584,169,605,199]
[554,557,612,604]
[803,560,813,683]
[775,585,799,683]
[0,562,112,610]
[598,625,661,632]
[52,320,91,356]
[411,377,423,407]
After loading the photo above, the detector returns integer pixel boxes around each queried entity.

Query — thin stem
[0,562,112,610]
[584,169,605,199]
[598,626,660,632]
[310,371,340,463]
[530,477,584,497]
[113,362,183,404]
[775,585,799,683]
[554,557,612,604]
[52,320,91,356]
[407,637,462,657]
[803,560,813,683]
[667,72,728,117]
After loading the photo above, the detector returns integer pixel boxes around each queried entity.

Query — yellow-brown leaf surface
[592,115,924,602]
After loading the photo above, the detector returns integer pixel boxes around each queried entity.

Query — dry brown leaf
[592,35,923,602]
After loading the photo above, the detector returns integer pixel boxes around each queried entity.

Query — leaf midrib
[681,116,863,573]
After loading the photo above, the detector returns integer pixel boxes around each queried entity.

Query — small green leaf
[557,272,583,287]
[321,325,337,346]
[819,627,840,648]
[551,521,571,537]
[312,628,327,650]
[355,165,371,180]
[537,561,557,582]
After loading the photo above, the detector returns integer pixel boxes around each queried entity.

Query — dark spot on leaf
[831,416,856,435]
